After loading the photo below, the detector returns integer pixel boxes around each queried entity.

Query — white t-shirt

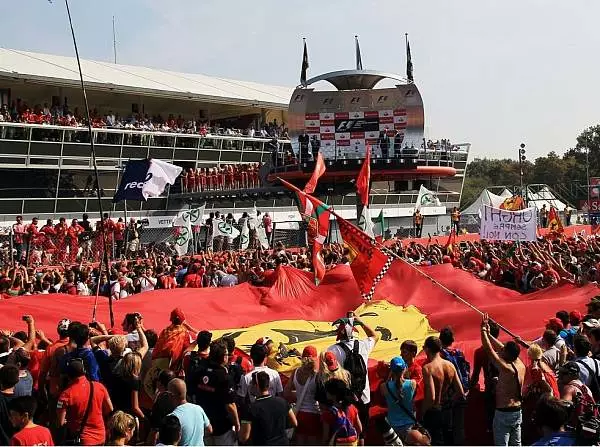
[139,276,156,293]
[575,356,600,388]
[327,336,376,404]
[110,280,128,299]
[237,365,283,402]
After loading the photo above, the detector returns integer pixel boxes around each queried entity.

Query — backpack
[441,347,471,391]
[569,382,599,424]
[338,341,367,397]
[576,359,600,402]
[329,406,357,444]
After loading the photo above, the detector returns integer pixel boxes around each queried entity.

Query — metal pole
[112,16,117,64]
[587,146,591,225]
[64,0,113,327]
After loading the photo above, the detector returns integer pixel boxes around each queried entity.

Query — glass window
[0,200,22,214]
[23,199,55,214]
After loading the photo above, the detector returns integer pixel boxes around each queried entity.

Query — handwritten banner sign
[480,205,537,242]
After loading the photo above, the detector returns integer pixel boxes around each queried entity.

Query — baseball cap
[170,308,186,324]
[302,345,318,359]
[558,361,580,377]
[569,310,583,323]
[324,351,339,372]
[390,356,407,373]
[582,319,600,329]
[57,319,71,332]
[256,336,272,346]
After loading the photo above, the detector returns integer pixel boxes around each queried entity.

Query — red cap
[170,308,185,324]
[324,351,339,372]
[569,310,583,323]
[546,317,564,331]
[302,345,318,359]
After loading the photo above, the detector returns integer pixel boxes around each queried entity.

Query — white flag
[240,218,250,249]
[357,206,375,238]
[173,205,205,227]
[256,222,270,249]
[414,185,441,211]
[173,221,192,256]
[142,159,183,199]
[212,219,241,239]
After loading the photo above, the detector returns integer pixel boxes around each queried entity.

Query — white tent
[462,188,513,215]
[527,186,567,211]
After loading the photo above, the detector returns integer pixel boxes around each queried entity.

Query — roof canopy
[305,69,409,90]
[0,48,293,109]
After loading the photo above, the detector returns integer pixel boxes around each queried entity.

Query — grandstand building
[0,47,470,238]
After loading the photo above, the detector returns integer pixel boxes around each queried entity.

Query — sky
[2,0,600,160]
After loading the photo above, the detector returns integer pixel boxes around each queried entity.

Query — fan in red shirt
[8,396,54,446]
[53,218,69,263]
[114,218,125,257]
[67,219,84,263]
[57,359,113,446]
[183,264,204,288]
[400,340,425,416]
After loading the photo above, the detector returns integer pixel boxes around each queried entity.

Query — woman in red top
[210,169,218,191]
[183,264,204,288]
[226,165,234,189]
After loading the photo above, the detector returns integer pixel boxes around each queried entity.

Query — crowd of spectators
[180,163,263,193]
[0,284,599,445]
[0,98,288,140]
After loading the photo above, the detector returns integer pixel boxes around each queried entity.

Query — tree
[460,125,600,208]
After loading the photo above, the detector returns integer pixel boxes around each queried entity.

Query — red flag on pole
[547,207,564,233]
[279,178,331,285]
[356,145,371,207]
[336,215,393,300]
[303,152,326,194]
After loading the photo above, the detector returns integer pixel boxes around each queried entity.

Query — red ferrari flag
[279,178,331,285]
[547,206,564,233]
[303,152,326,194]
[337,215,393,300]
[356,145,371,206]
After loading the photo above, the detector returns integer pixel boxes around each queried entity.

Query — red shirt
[27,350,44,391]
[160,275,177,289]
[406,358,425,402]
[10,425,54,446]
[57,378,112,446]
[40,338,69,398]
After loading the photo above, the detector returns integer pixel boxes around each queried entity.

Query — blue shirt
[169,402,210,446]
[384,379,415,429]
[61,347,101,382]
[176,268,188,286]
[532,432,576,446]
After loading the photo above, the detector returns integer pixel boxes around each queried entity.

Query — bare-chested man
[421,336,465,446]
[481,313,526,446]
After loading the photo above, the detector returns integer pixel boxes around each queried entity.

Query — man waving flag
[356,146,374,237]
[279,178,331,285]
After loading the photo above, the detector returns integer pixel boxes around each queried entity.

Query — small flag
[172,205,205,256]
[173,205,205,227]
[547,207,564,233]
[356,145,371,207]
[212,219,241,239]
[303,152,326,194]
[444,230,457,256]
[406,34,414,83]
[357,206,375,238]
[355,35,363,70]
[500,195,525,211]
[376,209,385,242]
[113,158,182,202]
[414,185,441,211]
[337,215,393,300]
[301,39,309,85]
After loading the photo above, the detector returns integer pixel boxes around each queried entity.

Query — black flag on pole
[406,34,414,83]
[300,39,309,85]
[355,35,363,70]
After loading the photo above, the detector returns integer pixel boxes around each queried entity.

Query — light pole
[518,143,526,203]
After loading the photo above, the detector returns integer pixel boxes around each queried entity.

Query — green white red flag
[279,178,331,285]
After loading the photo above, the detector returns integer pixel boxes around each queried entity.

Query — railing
[0,122,291,169]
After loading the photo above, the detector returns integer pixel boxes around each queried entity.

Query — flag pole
[277,177,527,345]
[63,0,113,327]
